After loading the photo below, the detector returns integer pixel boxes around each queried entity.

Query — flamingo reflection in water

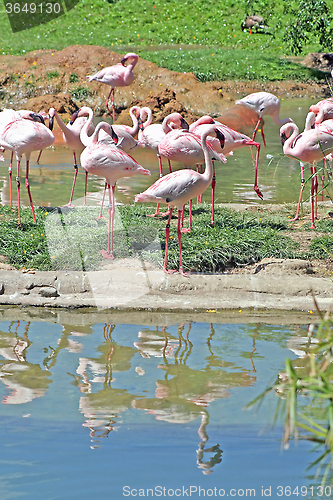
[0,320,52,404]
[72,324,137,446]
[133,322,255,474]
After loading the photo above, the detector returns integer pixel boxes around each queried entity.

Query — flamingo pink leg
[163,209,176,274]
[105,88,115,123]
[291,163,305,221]
[9,151,13,208]
[211,161,216,226]
[181,199,192,233]
[310,165,318,229]
[36,149,43,163]
[16,159,21,225]
[97,180,108,219]
[25,160,36,223]
[253,117,266,147]
[322,158,326,200]
[251,142,263,199]
[100,184,115,259]
[176,209,187,276]
[65,152,78,208]
[84,171,89,206]
[148,155,164,217]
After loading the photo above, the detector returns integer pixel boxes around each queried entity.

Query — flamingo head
[47,108,55,131]
[138,116,144,132]
[121,52,138,66]
[69,109,79,125]
[215,128,225,149]
[30,112,46,125]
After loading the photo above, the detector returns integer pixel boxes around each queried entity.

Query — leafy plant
[70,86,91,100]
[69,72,79,83]
[283,0,333,55]
[46,70,59,80]
[248,302,333,484]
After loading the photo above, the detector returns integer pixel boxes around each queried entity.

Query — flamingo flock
[0,52,330,273]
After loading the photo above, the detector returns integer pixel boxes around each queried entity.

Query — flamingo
[138,110,189,216]
[235,92,292,146]
[158,127,227,226]
[189,115,263,201]
[0,109,46,207]
[47,107,95,207]
[135,125,225,276]
[87,53,138,122]
[280,119,333,228]
[309,98,333,125]
[0,113,54,224]
[75,105,142,212]
[80,122,150,259]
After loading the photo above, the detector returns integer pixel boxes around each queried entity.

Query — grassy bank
[1,203,333,273]
[0,0,331,82]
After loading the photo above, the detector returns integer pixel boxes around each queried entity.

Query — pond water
[1,98,332,210]
[0,308,326,499]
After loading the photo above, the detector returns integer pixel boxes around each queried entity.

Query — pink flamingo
[0,109,46,207]
[309,98,333,124]
[135,125,225,276]
[189,115,262,200]
[87,53,138,122]
[280,119,333,228]
[48,107,95,207]
[77,105,141,211]
[158,127,227,226]
[235,92,292,146]
[0,114,54,223]
[80,122,150,259]
[138,110,189,216]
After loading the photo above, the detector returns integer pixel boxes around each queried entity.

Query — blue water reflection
[0,312,320,499]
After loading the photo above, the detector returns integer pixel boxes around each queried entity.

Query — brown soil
[0,45,331,134]
[0,45,332,311]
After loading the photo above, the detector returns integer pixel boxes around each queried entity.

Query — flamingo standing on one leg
[80,122,151,259]
[280,119,333,228]
[158,128,227,226]
[47,107,95,207]
[235,92,292,146]
[138,110,189,216]
[87,53,138,122]
[0,115,54,223]
[135,125,225,276]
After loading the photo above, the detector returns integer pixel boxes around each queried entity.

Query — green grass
[0,0,332,82]
[0,202,323,273]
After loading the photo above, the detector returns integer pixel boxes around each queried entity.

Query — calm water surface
[1,98,331,210]
[0,308,325,499]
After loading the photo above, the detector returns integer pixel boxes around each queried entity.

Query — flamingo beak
[215,129,225,149]
[48,114,54,131]
[110,126,119,144]
[138,117,144,132]
[181,118,189,130]
[70,110,79,125]
[120,57,127,66]
[280,132,287,146]
[31,113,45,125]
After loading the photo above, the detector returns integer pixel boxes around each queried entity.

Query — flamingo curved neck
[201,130,214,183]
[80,108,94,147]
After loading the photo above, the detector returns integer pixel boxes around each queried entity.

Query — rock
[38,287,59,298]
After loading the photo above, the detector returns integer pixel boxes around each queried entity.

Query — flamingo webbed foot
[100,250,115,260]
[255,186,264,200]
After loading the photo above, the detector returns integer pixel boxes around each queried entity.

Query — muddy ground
[0,45,333,312]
